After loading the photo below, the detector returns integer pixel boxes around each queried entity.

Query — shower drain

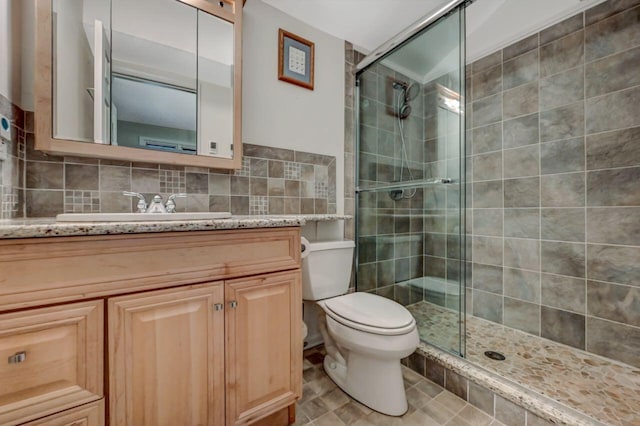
[484,351,506,361]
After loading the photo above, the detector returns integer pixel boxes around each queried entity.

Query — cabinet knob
[229,301,238,308]
[214,303,223,311]
[8,351,26,364]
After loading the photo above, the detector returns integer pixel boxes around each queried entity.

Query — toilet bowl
[301,238,419,416]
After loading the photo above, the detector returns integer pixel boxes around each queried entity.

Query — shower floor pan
[408,302,640,425]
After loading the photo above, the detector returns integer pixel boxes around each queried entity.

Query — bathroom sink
[56,212,232,222]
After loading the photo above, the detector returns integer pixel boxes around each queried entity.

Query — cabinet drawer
[22,399,104,426]
[0,301,103,426]
[0,227,300,311]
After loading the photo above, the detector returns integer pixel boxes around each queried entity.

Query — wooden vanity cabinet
[0,227,302,426]
[0,302,103,426]
[108,271,302,426]
[225,272,302,425]
[21,400,104,426]
[108,283,226,426]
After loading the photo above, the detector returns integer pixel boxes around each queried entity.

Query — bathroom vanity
[0,218,306,426]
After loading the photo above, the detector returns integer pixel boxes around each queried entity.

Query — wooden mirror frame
[34,0,243,169]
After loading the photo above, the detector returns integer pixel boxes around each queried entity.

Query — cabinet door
[225,270,302,425]
[108,283,224,426]
[0,301,103,426]
[22,399,104,426]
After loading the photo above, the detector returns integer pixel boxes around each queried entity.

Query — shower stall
[354,0,640,423]
[355,3,467,356]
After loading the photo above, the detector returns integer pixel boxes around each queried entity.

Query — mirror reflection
[52,0,235,159]
[111,0,197,154]
[111,76,197,153]
[52,0,110,142]
[197,10,234,159]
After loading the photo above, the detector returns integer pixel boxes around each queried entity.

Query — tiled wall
[467,0,640,366]
[0,94,26,219]
[344,41,357,241]
[355,60,428,300]
[354,52,465,312]
[22,134,336,217]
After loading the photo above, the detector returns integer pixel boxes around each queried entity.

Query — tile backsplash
[25,139,336,217]
[1,94,336,219]
[467,0,640,366]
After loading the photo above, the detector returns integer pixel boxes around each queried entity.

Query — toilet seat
[321,292,416,336]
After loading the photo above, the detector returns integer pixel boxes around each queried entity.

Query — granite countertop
[0,215,352,239]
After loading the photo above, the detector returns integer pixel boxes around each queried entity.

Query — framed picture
[278,29,315,90]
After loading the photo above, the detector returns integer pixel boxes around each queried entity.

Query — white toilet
[301,238,419,416]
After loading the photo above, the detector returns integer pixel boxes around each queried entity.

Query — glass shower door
[355,6,466,356]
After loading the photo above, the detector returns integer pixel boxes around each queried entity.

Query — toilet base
[323,352,409,416]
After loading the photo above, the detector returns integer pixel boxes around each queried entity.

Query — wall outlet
[0,114,11,142]
[0,141,7,161]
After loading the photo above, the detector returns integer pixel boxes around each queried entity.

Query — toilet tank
[301,240,355,301]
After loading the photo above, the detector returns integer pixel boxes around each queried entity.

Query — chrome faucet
[146,195,168,213]
[123,191,147,213]
[165,193,187,213]
[123,192,186,213]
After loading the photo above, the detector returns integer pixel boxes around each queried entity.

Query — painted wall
[53,0,94,141]
[242,0,345,214]
[198,82,233,158]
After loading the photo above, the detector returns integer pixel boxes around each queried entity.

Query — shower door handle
[356,177,455,194]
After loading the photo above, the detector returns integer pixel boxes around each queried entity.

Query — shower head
[392,81,419,99]
[398,104,412,119]
[392,80,418,119]
[405,83,420,102]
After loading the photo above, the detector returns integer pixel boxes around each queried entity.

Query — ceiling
[262,0,607,65]
[261,0,443,53]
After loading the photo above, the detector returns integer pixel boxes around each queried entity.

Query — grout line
[537,30,543,337]
[583,30,589,352]
[585,82,640,107]
[500,46,505,326]
[585,313,640,331]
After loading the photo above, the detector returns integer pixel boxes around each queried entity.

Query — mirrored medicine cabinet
[35,0,243,169]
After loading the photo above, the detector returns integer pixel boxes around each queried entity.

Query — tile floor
[297,347,506,426]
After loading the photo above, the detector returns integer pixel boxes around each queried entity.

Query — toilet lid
[323,293,415,331]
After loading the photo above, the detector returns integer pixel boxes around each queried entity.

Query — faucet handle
[165,193,187,213]
[123,191,147,213]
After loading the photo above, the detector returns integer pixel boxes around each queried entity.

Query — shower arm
[356,178,453,194]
